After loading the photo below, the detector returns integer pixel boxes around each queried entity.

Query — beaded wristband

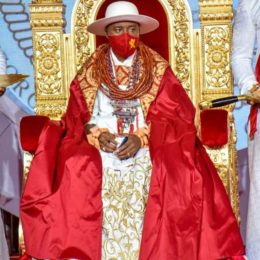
[87,126,108,149]
[133,127,150,148]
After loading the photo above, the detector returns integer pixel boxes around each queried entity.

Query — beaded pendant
[111,99,139,135]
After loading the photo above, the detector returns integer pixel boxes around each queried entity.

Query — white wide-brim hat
[87,1,159,36]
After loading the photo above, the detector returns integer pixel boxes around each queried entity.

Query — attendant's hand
[248,84,260,104]
[0,87,5,96]
[250,89,260,104]
[116,134,141,160]
[99,132,118,153]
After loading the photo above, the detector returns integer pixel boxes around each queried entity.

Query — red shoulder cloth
[139,68,244,259]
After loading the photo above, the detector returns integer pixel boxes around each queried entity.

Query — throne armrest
[200,109,228,148]
[20,115,50,153]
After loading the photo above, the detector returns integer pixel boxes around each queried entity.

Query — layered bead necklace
[107,49,141,91]
[106,49,140,135]
[96,42,154,101]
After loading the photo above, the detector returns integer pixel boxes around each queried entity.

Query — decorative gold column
[199,0,240,220]
[30,0,67,119]
[19,1,67,254]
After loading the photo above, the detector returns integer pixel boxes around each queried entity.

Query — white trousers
[0,213,9,260]
[246,109,260,260]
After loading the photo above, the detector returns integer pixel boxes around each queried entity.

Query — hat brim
[87,14,159,36]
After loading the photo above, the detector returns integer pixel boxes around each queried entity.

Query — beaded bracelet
[133,127,150,148]
[87,126,108,149]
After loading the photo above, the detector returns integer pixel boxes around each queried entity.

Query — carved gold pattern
[204,26,231,91]
[72,0,95,72]
[32,0,62,3]
[166,0,192,95]
[199,0,239,220]
[35,101,67,118]
[30,1,67,119]
[35,33,62,95]
[30,4,65,28]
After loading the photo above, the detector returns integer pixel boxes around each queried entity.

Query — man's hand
[116,134,141,160]
[99,132,118,153]
[0,87,5,96]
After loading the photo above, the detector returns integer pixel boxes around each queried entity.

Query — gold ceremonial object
[0,74,28,88]
[199,95,256,110]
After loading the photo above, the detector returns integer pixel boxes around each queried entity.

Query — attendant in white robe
[0,47,10,260]
[0,47,27,259]
[232,0,260,259]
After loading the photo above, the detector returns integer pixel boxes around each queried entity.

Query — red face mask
[108,33,139,59]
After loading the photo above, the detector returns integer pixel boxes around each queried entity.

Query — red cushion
[20,115,50,153]
[200,109,228,148]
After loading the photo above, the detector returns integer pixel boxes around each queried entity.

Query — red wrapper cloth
[20,68,245,259]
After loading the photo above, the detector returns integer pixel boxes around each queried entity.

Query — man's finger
[106,142,117,151]
[116,141,131,155]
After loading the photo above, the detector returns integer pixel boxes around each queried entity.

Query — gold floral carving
[30,1,66,119]
[35,101,67,118]
[73,0,95,71]
[167,0,192,94]
[204,26,231,91]
[30,4,65,28]
[32,0,62,3]
[35,33,62,95]
[199,0,240,220]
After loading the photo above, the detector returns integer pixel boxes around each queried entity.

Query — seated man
[21,1,245,259]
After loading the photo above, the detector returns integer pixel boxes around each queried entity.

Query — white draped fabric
[232,1,260,259]
[0,94,25,216]
[0,48,9,260]
[0,213,8,260]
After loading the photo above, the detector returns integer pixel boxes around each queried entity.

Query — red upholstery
[96,0,169,61]
[20,115,50,153]
[200,109,228,148]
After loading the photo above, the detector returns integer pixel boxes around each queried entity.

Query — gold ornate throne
[23,0,238,252]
